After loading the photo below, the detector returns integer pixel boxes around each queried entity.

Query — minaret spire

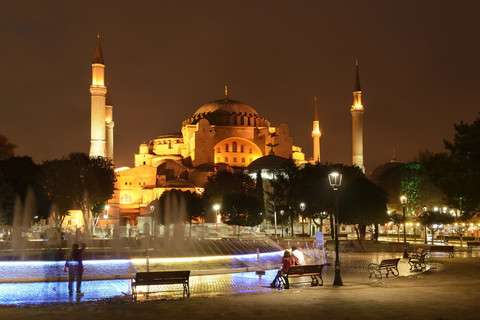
[93,32,104,65]
[312,96,321,163]
[89,33,107,158]
[351,59,365,173]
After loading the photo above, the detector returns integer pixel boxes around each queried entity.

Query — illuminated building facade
[111,86,305,222]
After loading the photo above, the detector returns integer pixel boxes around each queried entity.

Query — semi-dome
[247,154,290,171]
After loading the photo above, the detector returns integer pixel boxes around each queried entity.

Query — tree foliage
[0,157,49,225]
[0,133,16,160]
[221,194,263,234]
[202,170,256,222]
[40,153,116,233]
[421,114,480,216]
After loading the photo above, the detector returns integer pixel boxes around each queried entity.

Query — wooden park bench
[428,245,454,258]
[388,241,410,252]
[339,240,353,252]
[368,258,400,279]
[408,248,427,271]
[467,242,480,253]
[131,270,190,301]
[279,264,323,289]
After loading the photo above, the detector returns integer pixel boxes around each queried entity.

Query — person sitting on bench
[270,250,295,288]
[292,246,306,265]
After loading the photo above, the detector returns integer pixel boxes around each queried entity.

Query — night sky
[1,1,479,174]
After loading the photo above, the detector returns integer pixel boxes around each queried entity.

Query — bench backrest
[135,271,190,284]
[430,246,454,251]
[379,258,400,267]
[287,264,323,275]
[467,242,480,246]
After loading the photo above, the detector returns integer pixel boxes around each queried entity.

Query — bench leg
[183,283,190,298]
[131,280,137,302]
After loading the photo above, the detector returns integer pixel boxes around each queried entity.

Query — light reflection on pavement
[1,249,478,305]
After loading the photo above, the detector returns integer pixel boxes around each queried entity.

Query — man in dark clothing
[65,243,86,296]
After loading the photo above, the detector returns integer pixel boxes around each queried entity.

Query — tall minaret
[105,87,114,160]
[351,59,365,173]
[89,33,107,158]
[312,96,321,163]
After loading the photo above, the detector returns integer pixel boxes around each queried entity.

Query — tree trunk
[357,224,366,252]
[374,224,379,242]
[290,215,294,239]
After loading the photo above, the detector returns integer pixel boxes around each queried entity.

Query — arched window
[225,157,229,162]
[241,158,245,163]
[233,157,237,163]
[225,144,229,152]
[232,141,237,152]
[216,147,220,153]
[120,193,133,204]
[240,145,244,153]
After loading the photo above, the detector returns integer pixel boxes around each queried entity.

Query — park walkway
[1,248,462,306]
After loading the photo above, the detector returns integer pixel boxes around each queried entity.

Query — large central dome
[193,99,259,116]
[182,97,270,127]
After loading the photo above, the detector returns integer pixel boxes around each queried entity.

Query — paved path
[0,250,440,305]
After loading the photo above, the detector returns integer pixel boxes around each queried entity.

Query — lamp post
[300,202,306,238]
[400,195,408,258]
[280,210,284,238]
[274,211,278,238]
[328,171,343,286]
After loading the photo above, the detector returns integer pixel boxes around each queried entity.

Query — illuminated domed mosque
[89,36,365,226]
[111,85,306,221]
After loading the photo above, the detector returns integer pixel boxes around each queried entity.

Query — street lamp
[300,202,306,238]
[400,195,408,258]
[328,171,343,286]
[280,210,284,238]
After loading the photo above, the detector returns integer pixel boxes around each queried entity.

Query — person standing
[65,243,86,296]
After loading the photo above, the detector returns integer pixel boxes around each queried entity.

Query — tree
[40,159,75,228]
[0,133,15,160]
[0,156,49,226]
[370,160,444,214]
[153,189,204,238]
[415,210,454,244]
[388,211,404,242]
[221,194,263,238]
[267,159,300,236]
[40,153,115,234]
[421,114,480,216]
[337,166,388,249]
[202,170,256,222]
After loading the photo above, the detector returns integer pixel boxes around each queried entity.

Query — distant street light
[328,171,343,286]
[400,195,408,258]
